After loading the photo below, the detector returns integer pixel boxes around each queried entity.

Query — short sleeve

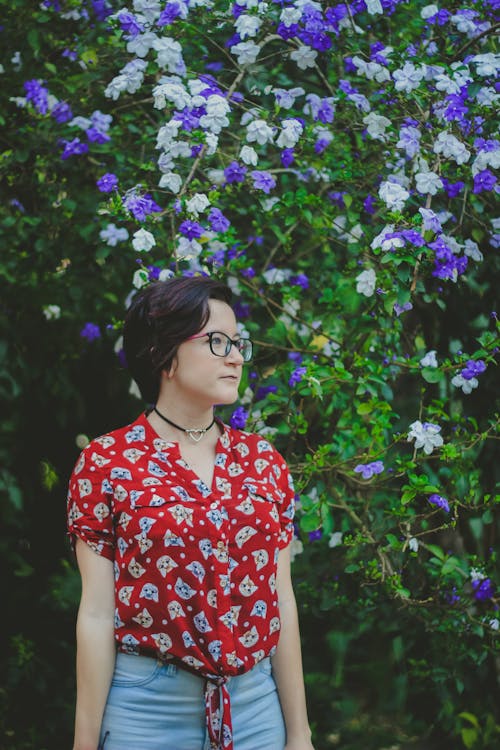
[271,449,296,550]
[66,444,115,561]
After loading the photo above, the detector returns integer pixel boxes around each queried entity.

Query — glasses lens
[237,339,253,362]
[209,333,229,357]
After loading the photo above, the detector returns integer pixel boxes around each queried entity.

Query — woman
[68,276,314,750]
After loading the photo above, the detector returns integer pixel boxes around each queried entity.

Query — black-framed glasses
[187,331,253,362]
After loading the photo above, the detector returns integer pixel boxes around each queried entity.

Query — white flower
[43,305,61,320]
[421,4,438,18]
[407,420,444,454]
[205,133,218,155]
[464,239,483,262]
[471,148,500,177]
[371,225,395,250]
[186,193,210,216]
[280,7,301,26]
[75,433,90,449]
[127,31,158,58]
[356,268,377,297]
[290,537,304,562]
[393,62,426,93]
[153,78,191,110]
[99,224,129,247]
[152,37,184,73]
[489,618,499,631]
[276,119,304,148]
[272,87,305,109]
[156,120,182,150]
[433,131,471,165]
[231,41,261,65]
[132,268,149,289]
[176,237,202,260]
[235,14,261,38]
[239,145,258,166]
[420,350,438,368]
[261,197,280,212]
[352,56,391,83]
[451,374,478,394]
[262,268,292,284]
[132,228,156,252]
[471,53,500,77]
[246,119,275,145]
[365,0,383,13]
[199,94,231,134]
[133,0,162,22]
[290,45,318,70]
[159,269,175,281]
[158,172,182,192]
[206,168,225,185]
[415,171,443,195]
[450,12,483,37]
[408,537,419,552]
[378,180,410,211]
[328,532,343,548]
[363,112,392,141]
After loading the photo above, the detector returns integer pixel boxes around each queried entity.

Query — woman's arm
[272,544,315,750]
[73,539,116,750]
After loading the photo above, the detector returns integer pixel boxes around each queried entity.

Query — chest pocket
[234,479,281,532]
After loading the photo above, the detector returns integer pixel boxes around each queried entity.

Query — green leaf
[421,367,443,383]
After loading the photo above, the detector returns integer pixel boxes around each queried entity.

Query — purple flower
[60,138,89,160]
[472,578,495,601]
[179,219,204,240]
[224,161,247,184]
[394,302,413,317]
[118,11,144,36]
[123,193,162,221]
[230,406,248,430]
[289,366,307,387]
[51,101,73,123]
[442,178,465,198]
[328,191,347,208]
[354,461,384,479]
[473,169,497,194]
[280,148,295,167]
[428,494,450,513]
[461,360,486,380]
[250,171,276,194]
[314,138,330,154]
[363,194,376,214]
[290,273,310,290]
[96,173,118,193]
[80,322,101,341]
[208,208,230,233]
[255,385,278,400]
[308,529,323,542]
[24,79,50,115]
[157,2,183,26]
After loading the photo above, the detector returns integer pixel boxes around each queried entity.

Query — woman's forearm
[73,607,116,750]
[272,593,313,745]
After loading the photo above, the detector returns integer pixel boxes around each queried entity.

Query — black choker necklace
[153,406,215,443]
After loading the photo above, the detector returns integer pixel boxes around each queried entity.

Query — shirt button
[217,541,225,549]
[210,502,218,509]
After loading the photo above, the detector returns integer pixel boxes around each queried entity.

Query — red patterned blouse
[67,411,295,750]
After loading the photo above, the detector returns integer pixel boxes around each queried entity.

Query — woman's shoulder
[79,412,148,457]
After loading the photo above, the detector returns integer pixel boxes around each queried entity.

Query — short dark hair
[123,276,233,403]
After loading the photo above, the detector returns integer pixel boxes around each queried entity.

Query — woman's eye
[211,335,224,346]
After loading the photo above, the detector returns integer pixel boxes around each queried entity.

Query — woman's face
[162,299,244,408]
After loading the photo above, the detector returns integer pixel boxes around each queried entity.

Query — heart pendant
[186,429,205,443]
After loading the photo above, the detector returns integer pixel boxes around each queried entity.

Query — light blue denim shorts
[99,652,285,750]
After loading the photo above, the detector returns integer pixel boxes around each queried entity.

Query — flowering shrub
[1,0,499,747]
